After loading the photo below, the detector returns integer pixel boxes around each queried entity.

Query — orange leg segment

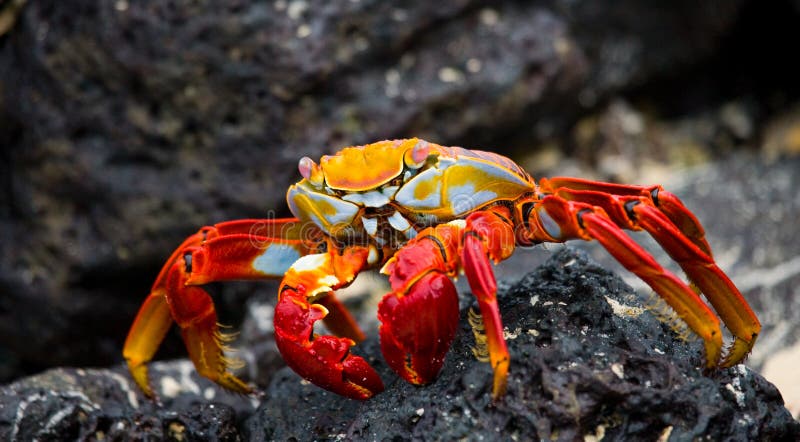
[461,208,518,399]
[541,177,712,255]
[123,291,173,398]
[629,202,759,365]
[578,209,724,366]
[124,229,209,398]
[462,233,510,398]
[165,261,251,393]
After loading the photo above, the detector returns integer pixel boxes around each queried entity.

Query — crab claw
[378,272,460,385]
[274,287,384,400]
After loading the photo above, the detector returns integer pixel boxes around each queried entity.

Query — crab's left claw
[274,286,384,399]
[273,249,384,400]
[378,272,460,385]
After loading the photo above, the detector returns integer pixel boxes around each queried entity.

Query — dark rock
[0,0,747,380]
[1,249,796,439]
[0,364,250,441]
[246,249,800,441]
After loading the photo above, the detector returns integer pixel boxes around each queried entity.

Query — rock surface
[246,249,799,440]
[0,365,244,441]
[2,249,797,440]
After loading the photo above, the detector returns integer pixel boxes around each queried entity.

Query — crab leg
[625,201,759,365]
[124,229,208,398]
[274,245,384,400]
[541,177,712,255]
[542,180,760,365]
[124,291,174,398]
[528,195,725,366]
[460,208,517,399]
[164,259,251,393]
[123,218,323,397]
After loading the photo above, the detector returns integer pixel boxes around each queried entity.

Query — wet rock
[0,0,747,380]
[246,249,800,441]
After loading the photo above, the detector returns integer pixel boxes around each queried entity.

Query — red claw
[378,272,460,385]
[274,287,384,400]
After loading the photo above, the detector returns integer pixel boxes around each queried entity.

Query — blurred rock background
[0,0,799,435]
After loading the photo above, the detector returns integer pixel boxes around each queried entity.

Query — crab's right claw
[378,272,460,386]
[274,287,384,400]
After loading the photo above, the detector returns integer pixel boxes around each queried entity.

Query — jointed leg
[164,260,251,393]
[124,218,321,397]
[540,179,760,365]
[541,177,712,255]
[578,209,724,365]
[626,202,759,365]
[528,196,726,366]
[460,208,518,399]
[124,229,209,397]
[123,292,173,398]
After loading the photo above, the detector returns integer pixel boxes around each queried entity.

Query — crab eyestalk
[404,139,431,169]
[298,156,324,187]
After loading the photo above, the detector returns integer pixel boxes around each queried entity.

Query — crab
[123,138,760,400]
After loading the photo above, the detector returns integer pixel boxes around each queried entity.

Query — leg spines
[644,292,695,343]
[468,308,491,363]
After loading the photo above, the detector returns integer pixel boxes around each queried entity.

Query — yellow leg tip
[721,336,757,368]
[491,360,509,400]
[127,360,155,398]
[217,373,253,395]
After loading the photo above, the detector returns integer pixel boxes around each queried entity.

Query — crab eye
[404,140,430,169]
[298,156,324,187]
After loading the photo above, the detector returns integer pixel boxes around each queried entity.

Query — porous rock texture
[0,371,241,440]
[0,0,746,377]
[246,249,799,441]
[2,249,798,440]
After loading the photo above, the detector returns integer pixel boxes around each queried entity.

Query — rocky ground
[248,249,799,441]
[2,249,798,440]
[1,0,800,440]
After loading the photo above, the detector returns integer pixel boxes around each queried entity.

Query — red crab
[123,139,760,400]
